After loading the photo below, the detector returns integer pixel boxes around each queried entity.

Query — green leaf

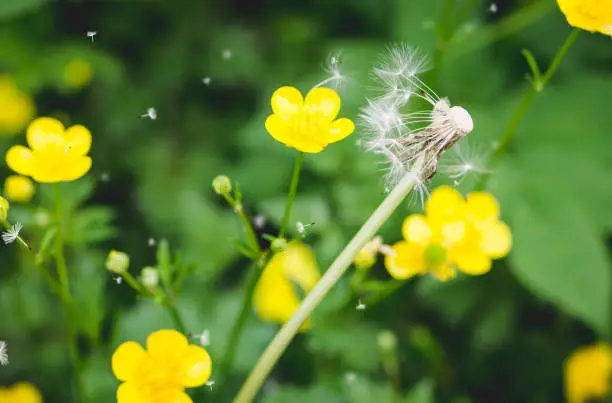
[72,252,106,345]
[82,352,117,403]
[66,206,116,245]
[261,385,344,403]
[471,297,516,353]
[403,379,435,403]
[156,239,172,289]
[0,0,46,20]
[343,376,394,403]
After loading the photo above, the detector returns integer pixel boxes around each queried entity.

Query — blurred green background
[1,0,611,402]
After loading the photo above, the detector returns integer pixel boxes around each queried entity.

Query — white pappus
[359,44,474,198]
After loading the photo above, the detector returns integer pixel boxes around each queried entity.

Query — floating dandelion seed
[440,139,489,183]
[221,49,232,60]
[202,77,211,86]
[86,31,97,43]
[205,380,215,391]
[138,107,157,120]
[148,237,156,247]
[113,276,123,284]
[313,50,347,91]
[0,341,8,366]
[489,3,498,13]
[253,214,266,229]
[2,222,24,246]
[296,221,314,234]
[192,329,210,347]
[356,299,366,311]
[344,372,357,384]
[359,44,474,200]
[100,172,110,182]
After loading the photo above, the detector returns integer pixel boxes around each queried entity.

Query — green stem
[234,170,418,403]
[475,28,579,189]
[53,184,86,403]
[166,302,187,334]
[278,152,304,238]
[223,194,261,254]
[218,261,263,381]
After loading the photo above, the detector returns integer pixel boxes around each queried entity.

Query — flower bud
[377,329,398,353]
[0,196,8,221]
[140,266,159,290]
[105,250,130,274]
[212,175,232,195]
[3,175,35,203]
[271,237,287,252]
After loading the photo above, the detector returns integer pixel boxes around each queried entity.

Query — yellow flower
[0,382,43,403]
[112,329,212,403]
[253,243,320,330]
[6,117,92,183]
[265,86,355,153]
[564,342,612,403]
[0,196,8,221]
[556,0,612,35]
[4,175,35,203]
[354,236,383,270]
[0,75,35,135]
[63,59,93,89]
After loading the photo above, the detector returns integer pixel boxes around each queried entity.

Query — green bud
[105,250,130,274]
[140,266,159,290]
[212,175,232,195]
[377,329,398,353]
[271,237,287,252]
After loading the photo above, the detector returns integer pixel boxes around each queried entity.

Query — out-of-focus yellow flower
[112,329,212,403]
[253,243,320,330]
[564,342,612,403]
[6,117,92,183]
[354,236,383,270]
[0,196,8,221]
[0,382,43,403]
[385,186,511,281]
[63,58,93,89]
[0,75,35,135]
[3,175,35,203]
[265,86,354,153]
[556,0,612,35]
[106,250,130,274]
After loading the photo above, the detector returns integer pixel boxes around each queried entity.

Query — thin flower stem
[218,260,264,382]
[53,184,86,403]
[279,152,304,238]
[475,28,579,189]
[166,302,187,334]
[234,171,418,403]
[222,194,261,254]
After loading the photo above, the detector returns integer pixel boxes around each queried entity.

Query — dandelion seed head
[0,341,8,366]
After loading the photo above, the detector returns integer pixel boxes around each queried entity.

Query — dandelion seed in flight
[202,77,211,86]
[344,372,357,384]
[313,50,347,91]
[440,140,489,183]
[148,237,156,247]
[253,214,266,229]
[192,329,210,347]
[138,107,157,120]
[86,31,97,43]
[100,172,111,182]
[221,49,232,60]
[356,299,366,311]
[489,3,498,13]
[0,341,8,366]
[1,222,23,245]
[296,221,314,234]
[205,380,215,391]
[113,276,123,284]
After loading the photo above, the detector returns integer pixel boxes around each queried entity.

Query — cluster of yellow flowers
[384,186,512,281]
[565,342,612,403]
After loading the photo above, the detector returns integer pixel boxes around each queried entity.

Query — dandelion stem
[234,170,418,403]
[279,152,304,239]
[218,259,264,382]
[475,28,579,189]
[53,184,86,403]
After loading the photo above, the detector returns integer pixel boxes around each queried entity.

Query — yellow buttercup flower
[0,196,8,221]
[265,86,355,153]
[0,75,35,135]
[556,0,612,35]
[564,342,612,403]
[112,329,212,403]
[6,117,92,183]
[63,58,93,89]
[253,243,320,330]
[4,175,35,203]
[0,382,43,403]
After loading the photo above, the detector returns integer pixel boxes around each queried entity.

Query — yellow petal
[9,383,42,403]
[64,124,92,155]
[60,156,92,182]
[440,221,466,246]
[466,191,500,223]
[117,382,148,403]
[282,243,320,292]
[454,247,492,275]
[178,345,212,387]
[304,87,340,121]
[6,145,34,176]
[146,329,189,359]
[402,215,432,245]
[289,137,325,154]
[324,118,355,143]
[253,255,301,324]
[26,117,65,150]
[425,186,465,222]
[153,388,193,403]
[112,341,146,381]
[480,221,512,259]
[265,114,292,147]
[270,86,303,117]
[431,264,457,282]
[384,241,426,280]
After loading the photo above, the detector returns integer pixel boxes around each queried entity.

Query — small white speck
[113,276,123,284]
[202,77,211,86]
[139,107,157,120]
[193,329,210,347]
[100,172,110,182]
[148,238,156,247]
[2,222,22,245]
[356,299,366,311]
[205,380,215,391]
[296,222,305,233]
[488,3,498,13]
[86,31,97,43]
[344,372,357,384]
[0,341,8,366]
[221,49,232,61]
[453,180,460,187]
[253,214,266,229]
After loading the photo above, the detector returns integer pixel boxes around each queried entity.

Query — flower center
[423,244,447,266]
[289,108,328,142]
